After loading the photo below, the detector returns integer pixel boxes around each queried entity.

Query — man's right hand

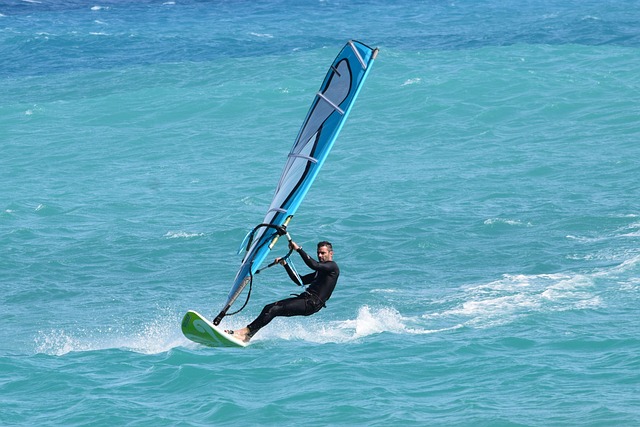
[289,240,301,251]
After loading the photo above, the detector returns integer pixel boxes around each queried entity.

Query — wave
[33,304,463,356]
[163,231,205,239]
[34,310,189,356]
[484,217,532,227]
[32,251,640,356]
[422,252,640,330]
[255,305,463,345]
[422,271,602,328]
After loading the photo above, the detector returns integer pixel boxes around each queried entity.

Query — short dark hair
[317,241,333,251]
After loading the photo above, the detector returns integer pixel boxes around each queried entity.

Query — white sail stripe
[289,153,318,163]
[267,207,288,214]
[317,92,345,115]
[349,40,367,69]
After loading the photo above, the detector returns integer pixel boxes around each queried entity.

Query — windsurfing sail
[213,40,378,325]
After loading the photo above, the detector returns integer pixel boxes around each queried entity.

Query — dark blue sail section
[214,41,378,325]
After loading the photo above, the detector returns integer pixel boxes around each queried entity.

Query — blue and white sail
[214,40,378,325]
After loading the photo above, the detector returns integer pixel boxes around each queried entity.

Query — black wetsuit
[246,248,340,336]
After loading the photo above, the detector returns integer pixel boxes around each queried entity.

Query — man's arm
[276,256,312,286]
[289,240,327,271]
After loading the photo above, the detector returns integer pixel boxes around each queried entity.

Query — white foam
[567,217,640,242]
[402,78,422,86]
[352,306,406,337]
[600,254,640,276]
[617,221,640,238]
[484,218,532,227]
[423,271,604,329]
[34,312,189,356]
[250,32,274,39]
[256,305,460,344]
[164,231,205,239]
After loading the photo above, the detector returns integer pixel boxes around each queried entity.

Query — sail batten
[289,153,318,163]
[317,92,345,114]
[213,40,378,326]
[348,40,367,69]
[267,207,288,214]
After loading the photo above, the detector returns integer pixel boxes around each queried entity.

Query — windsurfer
[227,240,339,342]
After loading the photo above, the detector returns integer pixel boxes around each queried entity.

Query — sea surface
[2,0,640,425]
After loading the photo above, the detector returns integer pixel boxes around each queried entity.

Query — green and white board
[181,310,248,348]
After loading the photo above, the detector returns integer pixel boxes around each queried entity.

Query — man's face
[317,245,333,262]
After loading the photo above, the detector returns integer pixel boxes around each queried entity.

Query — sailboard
[182,40,378,346]
[181,310,248,348]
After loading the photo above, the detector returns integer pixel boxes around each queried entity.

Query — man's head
[317,241,334,262]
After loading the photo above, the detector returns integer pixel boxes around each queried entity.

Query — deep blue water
[2,1,640,425]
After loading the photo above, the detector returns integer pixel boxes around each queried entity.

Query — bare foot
[226,327,251,343]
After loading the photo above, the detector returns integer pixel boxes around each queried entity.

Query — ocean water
[2,0,640,425]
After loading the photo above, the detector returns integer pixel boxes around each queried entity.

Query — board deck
[181,310,248,348]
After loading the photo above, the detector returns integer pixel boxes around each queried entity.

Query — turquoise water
[2,1,640,425]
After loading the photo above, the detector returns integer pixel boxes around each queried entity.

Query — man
[227,240,339,342]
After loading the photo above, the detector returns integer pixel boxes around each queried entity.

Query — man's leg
[231,295,309,342]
